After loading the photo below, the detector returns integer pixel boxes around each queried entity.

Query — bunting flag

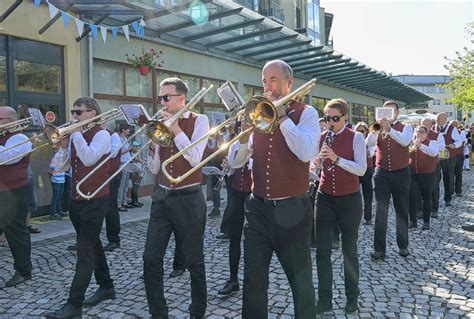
[36,0,145,43]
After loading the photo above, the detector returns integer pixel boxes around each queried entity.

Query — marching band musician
[46,98,115,319]
[367,100,413,260]
[451,120,467,197]
[0,106,33,288]
[408,125,439,231]
[144,77,209,319]
[314,99,367,315]
[228,60,319,318]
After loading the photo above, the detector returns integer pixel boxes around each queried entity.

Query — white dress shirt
[416,139,440,157]
[437,123,462,148]
[432,130,446,152]
[330,127,367,177]
[147,111,209,188]
[228,106,320,169]
[0,133,32,165]
[110,132,122,158]
[366,120,414,148]
[119,135,132,163]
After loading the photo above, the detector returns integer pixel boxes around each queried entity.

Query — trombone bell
[146,121,173,147]
[244,96,277,133]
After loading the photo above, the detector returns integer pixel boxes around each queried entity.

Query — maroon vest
[427,129,439,142]
[252,101,309,198]
[231,164,252,193]
[71,125,110,201]
[409,139,438,174]
[375,122,409,171]
[319,128,360,196]
[437,124,456,159]
[157,112,203,188]
[0,132,30,191]
[107,130,121,175]
[366,151,374,168]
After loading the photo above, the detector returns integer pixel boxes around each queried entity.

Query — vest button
[269,145,272,148]
[266,193,270,197]
[266,165,270,168]
[268,152,271,155]
[266,172,269,175]
[266,186,270,189]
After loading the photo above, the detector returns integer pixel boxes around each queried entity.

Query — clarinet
[315,126,335,176]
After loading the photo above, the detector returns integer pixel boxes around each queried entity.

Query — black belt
[252,193,307,207]
[161,185,200,197]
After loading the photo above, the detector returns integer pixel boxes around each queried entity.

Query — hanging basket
[139,65,150,76]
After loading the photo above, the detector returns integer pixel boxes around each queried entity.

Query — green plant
[125,48,164,68]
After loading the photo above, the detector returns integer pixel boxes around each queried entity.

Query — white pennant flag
[48,2,59,19]
[122,25,130,41]
[100,26,108,43]
[140,18,146,27]
[75,18,84,36]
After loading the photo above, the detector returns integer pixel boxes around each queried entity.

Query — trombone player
[228,60,319,318]
[0,106,33,288]
[46,98,115,319]
[144,78,209,319]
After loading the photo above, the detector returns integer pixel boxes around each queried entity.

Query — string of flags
[33,0,146,42]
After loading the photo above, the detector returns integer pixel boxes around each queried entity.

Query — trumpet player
[228,60,319,318]
[408,125,439,231]
[313,99,367,315]
[144,78,209,319]
[367,100,413,261]
[0,106,33,288]
[46,98,115,319]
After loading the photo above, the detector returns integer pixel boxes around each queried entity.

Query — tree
[443,22,474,112]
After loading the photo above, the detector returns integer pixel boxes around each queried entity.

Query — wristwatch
[334,156,340,165]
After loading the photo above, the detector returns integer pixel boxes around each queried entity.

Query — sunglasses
[157,94,182,102]
[70,109,93,116]
[323,115,342,122]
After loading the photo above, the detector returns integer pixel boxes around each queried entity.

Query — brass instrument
[161,79,316,184]
[409,137,421,153]
[0,117,32,136]
[76,87,212,200]
[314,126,335,176]
[438,148,450,159]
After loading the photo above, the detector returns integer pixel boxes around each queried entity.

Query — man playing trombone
[46,98,115,319]
[228,60,319,318]
[144,78,209,319]
[0,106,33,288]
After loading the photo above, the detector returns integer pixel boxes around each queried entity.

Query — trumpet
[409,137,421,153]
[161,79,316,184]
[0,117,32,136]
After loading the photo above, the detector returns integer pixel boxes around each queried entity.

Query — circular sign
[45,111,56,123]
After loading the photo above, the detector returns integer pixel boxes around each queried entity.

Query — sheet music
[217,81,245,112]
[120,104,151,125]
[27,108,46,128]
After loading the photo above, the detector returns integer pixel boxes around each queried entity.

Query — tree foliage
[443,22,474,112]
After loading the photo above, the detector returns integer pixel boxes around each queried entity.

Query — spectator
[117,123,133,211]
[26,166,40,234]
[128,141,145,207]
[49,155,66,220]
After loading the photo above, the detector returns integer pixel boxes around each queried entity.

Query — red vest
[437,124,456,159]
[409,139,438,174]
[0,132,30,191]
[71,125,110,201]
[319,128,360,196]
[232,164,252,193]
[252,101,309,198]
[366,150,374,168]
[427,129,439,142]
[375,122,409,171]
[157,112,203,188]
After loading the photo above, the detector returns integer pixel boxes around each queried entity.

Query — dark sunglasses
[323,115,342,122]
[70,109,93,116]
[157,94,182,102]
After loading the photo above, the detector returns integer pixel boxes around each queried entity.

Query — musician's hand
[413,140,421,148]
[221,157,229,168]
[380,118,391,132]
[310,159,319,172]
[447,143,455,149]
[321,145,337,162]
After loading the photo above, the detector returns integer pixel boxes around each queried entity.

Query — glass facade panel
[94,60,123,95]
[180,74,200,98]
[0,97,5,105]
[0,55,6,92]
[125,66,152,97]
[14,60,61,93]
[202,78,222,103]
[156,70,177,92]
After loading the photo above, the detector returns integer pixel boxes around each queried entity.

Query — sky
[319,0,473,76]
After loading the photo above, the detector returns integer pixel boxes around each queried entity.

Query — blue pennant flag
[61,11,71,27]
[131,21,141,36]
[89,24,98,39]
[139,25,145,37]
[34,0,41,7]
[111,27,118,39]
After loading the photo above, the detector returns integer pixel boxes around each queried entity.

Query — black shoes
[364,219,371,225]
[128,201,144,208]
[331,240,340,250]
[218,280,239,295]
[103,242,120,252]
[408,221,417,229]
[422,222,430,231]
[5,272,31,287]
[83,287,116,307]
[345,299,358,313]
[118,207,128,212]
[66,244,77,251]
[45,303,82,319]
[28,225,42,233]
[399,248,409,257]
[169,269,185,277]
[216,233,230,240]
[315,301,333,315]
[370,251,385,261]
[208,208,220,217]
[431,211,438,218]
[445,201,452,207]
[462,225,474,232]
[455,193,462,197]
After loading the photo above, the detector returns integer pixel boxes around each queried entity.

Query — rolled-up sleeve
[174,114,209,167]
[0,134,32,165]
[337,132,367,176]
[71,130,111,167]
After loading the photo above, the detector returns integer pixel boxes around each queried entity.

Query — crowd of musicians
[0,59,471,319]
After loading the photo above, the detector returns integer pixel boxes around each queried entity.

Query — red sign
[45,111,56,123]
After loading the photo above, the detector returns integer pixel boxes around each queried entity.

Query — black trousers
[172,233,185,271]
[105,172,121,244]
[0,186,31,277]
[243,193,315,319]
[143,186,207,317]
[432,163,441,212]
[315,191,362,303]
[61,175,72,212]
[373,166,410,253]
[220,175,234,234]
[409,172,435,224]
[454,154,464,195]
[309,181,319,243]
[439,158,456,202]
[359,167,374,221]
[68,196,113,307]
[227,188,250,281]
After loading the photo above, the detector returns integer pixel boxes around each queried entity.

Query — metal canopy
[15,0,430,103]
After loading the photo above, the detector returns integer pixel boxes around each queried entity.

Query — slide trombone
[0,117,32,136]
[76,86,213,200]
[161,79,316,184]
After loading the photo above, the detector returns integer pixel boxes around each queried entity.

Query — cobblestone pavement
[0,171,473,318]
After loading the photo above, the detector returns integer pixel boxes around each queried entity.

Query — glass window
[0,97,6,105]
[180,74,200,98]
[156,70,177,93]
[94,60,123,95]
[14,60,61,93]
[202,78,222,104]
[433,99,441,105]
[125,66,152,97]
[0,55,5,92]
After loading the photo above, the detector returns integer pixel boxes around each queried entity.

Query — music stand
[217,81,245,112]
[27,108,46,129]
[120,104,151,126]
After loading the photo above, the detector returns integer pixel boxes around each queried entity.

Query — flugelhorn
[0,117,32,136]
[161,79,316,184]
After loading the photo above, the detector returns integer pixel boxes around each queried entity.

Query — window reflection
[94,60,123,95]
[126,66,152,97]
[0,56,6,92]
[14,60,61,93]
